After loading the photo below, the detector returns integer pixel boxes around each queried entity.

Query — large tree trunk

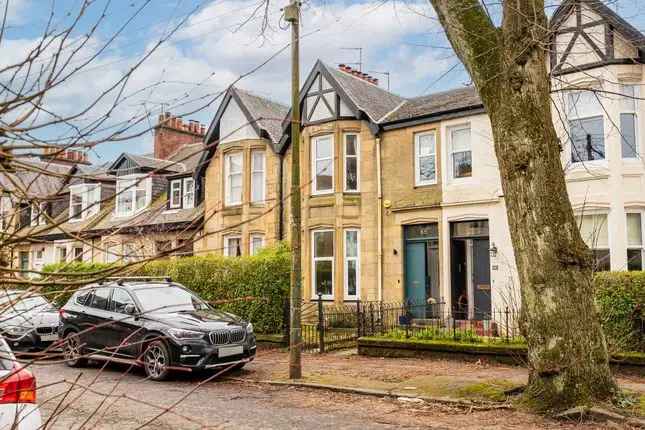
[428,0,616,412]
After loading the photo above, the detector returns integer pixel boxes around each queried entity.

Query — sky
[2,0,645,163]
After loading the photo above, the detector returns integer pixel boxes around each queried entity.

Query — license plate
[218,345,243,358]
[40,334,58,342]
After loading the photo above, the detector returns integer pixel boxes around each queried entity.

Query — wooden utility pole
[285,0,302,380]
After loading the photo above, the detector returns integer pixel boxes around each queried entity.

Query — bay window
[251,150,265,203]
[449,125,472,178]
[225,152,243,206]
[312,230,334,299]
[627,212,644,271]
[414,132,437,186]
[576,213,610,271]
[620,84,639,159]
[344,133,359,192]
[312,135,334,194]
[69,184,100,221]
[568,90,605,163]
[344,229,360,300]
[116,176,149,217]
[224,235,242,257]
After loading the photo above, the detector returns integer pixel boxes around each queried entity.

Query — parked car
[0,337,42,429]
[58,277,256,381]
[0,291,59,350]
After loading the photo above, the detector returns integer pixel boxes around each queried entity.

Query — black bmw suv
[58,277,256,380]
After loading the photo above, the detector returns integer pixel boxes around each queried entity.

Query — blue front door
[404,242,426,318]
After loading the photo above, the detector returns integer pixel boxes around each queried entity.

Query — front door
[473,239,492,319]
[404,242,426,318]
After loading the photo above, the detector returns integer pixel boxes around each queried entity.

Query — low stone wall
[358,337,645,369]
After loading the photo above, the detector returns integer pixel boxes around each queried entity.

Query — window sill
[413,182,438,189]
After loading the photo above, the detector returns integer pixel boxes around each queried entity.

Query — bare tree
[428,0,615,412]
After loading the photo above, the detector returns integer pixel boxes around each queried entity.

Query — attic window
[116,174,150,217]
[169,177,195,210]
[69,184,101,221]
[30,202,47,226]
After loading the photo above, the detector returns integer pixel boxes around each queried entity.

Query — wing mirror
[124,304,137,315]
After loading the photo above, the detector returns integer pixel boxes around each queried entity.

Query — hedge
[40,244,290,334]
[595,271,645,353]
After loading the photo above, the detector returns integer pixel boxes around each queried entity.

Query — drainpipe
[277,153,284,240]
[376,135,383,302]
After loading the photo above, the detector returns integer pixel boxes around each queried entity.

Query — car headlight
[168,328,205,340]
[246,323,254,334]
[4,326,30,336]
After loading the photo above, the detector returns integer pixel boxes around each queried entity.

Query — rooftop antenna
[340,47,363,71]
[368,70,391,91]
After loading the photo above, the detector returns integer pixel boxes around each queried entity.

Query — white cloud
[1,0,458,160]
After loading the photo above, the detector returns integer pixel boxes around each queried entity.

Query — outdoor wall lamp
[489,243,498,258]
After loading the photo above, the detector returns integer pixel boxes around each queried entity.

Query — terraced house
[196,87,289,257]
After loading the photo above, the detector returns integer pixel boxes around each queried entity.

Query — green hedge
[40,261,120,305]
[595,271,645,353]
[140,244,290,333]
[41,244,290,334]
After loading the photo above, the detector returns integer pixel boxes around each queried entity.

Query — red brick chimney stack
[338,64,379,86]
[154,112,206,160]
[41,146,90,165]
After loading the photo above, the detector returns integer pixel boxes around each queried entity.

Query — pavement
[28,347,645,429]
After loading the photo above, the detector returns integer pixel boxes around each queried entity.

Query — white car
[0,337,42,429]
[0,291,59,350]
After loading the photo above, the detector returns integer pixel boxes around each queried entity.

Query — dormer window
[169,177,195,210]
[0,196,11,231]
[69,184,101,221]
[116,175,150,217]
[30,202,47,226]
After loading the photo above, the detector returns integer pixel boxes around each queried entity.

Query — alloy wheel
[144,345,167,379]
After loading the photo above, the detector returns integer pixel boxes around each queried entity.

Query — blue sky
[2,0,645,163]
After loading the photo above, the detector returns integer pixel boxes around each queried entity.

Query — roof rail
[104,276,173,285]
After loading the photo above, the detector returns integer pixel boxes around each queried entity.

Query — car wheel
[64,332,87,368]
[143,341,171,381]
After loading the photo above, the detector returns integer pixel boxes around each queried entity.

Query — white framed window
[449,125,472,179]
[250,234,265,256]
[343,133,359,192]
[73,246,83,262]
[312,229,334,300]
[627,212,644,271]
[116,175,149,217]
[414,131,437,186]
[183,177,195,209]
[56,246,67,263]
[312,135,334,194]
[32,248,44,270]
[344,229,360,300]
[0,196,11,231]
[30,202,46,226]
[620,84,639,159]
[224,152,243,206]
[69,184,100,221]
[251,150,265,203]
[169,179,182,209]
[576,213,610,271]
[224,235,242,257]
[567,90,606,163]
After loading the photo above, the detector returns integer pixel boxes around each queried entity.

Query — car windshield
[133,286,210,313]
[0,294,52,314]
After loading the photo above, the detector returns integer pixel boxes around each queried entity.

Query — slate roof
[166,142,206,177]
[0,159,73,199]
[321,62,406,123]
[90,194,203,234]
[381,87,483,124]
[233,88,289,145]
[119,153,185,174]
